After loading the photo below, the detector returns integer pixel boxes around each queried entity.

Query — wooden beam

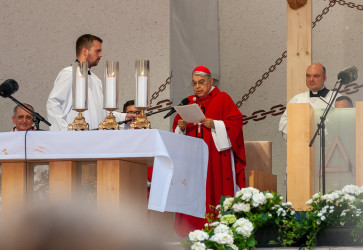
[287,0,312,100]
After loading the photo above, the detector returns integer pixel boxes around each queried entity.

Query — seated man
[12,104,35,131]
[335,95,353,108]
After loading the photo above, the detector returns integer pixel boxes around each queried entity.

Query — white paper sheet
[174,103,205,123]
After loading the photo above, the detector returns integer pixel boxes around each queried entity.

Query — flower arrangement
[184,185,363,250]
[302,184,363,247]
[185,187,300,249]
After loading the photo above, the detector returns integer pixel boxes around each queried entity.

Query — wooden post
[1,162,27,214]
[287,0,312,100]
[287,103,314,210]
[49,161,77,202]
[97,159,147,216]
[356,102,363,186]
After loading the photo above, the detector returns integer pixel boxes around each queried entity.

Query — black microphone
[0,79,19,98]
[163,97,190,119]
[337,66,358,85]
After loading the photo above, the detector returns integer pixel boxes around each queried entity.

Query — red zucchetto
[192,65,211,75]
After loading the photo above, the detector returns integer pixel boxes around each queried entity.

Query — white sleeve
[113,111,127,130]
[211,120,231,152]
[174,126,186,135]
[46,69,73,131]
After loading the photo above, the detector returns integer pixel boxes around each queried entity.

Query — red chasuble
[172,87,246,237]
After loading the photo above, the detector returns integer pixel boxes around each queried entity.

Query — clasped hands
[178,118,215,132]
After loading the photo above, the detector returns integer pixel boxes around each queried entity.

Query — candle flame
[141,70,144,76]
[108,72,115,77]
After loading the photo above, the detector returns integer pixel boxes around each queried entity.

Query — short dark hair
[13,103,34,116]
[322,66,326,77]
[123,100,135,113]
[336,95,353,107]
[76,34,103,57]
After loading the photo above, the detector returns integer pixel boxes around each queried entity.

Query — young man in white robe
[46,34,135,130]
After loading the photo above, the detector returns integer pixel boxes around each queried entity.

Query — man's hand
[178,119,187,132]
[125,113,137,123]
[200,118,215,129]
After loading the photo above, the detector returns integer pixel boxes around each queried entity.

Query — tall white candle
[75,77,86,109]
[136,76,148,107]
[105,76,116,108]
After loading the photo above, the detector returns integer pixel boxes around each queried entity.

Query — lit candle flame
[141,70,144,76]
[108,71,115,77]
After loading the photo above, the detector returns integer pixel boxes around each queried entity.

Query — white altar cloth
[0,129,209,218]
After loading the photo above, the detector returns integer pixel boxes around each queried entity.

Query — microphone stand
[118,107,173,125]
[8,95,51,130]
[309,80,343,194]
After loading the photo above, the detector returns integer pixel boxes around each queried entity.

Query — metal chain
[149,72,173,105]
[243,83,362,125]
[236,0,339,108]
[312,0,337,28]
[243,104,286,125]
[146,98,172,114]
[336,0,363,10]
[236,51,287,108]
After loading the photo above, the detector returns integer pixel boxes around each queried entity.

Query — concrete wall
[0,0,170,131]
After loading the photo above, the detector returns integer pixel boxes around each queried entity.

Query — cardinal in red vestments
[173,65,246,237]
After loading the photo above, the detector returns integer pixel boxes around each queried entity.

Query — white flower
[316,220,321,225]
[214,224,233,235]
[223,197,234,210]
[227,244,238,250]
[233,218,254,238]
[210,232,234,245]
[317,213,322,217]
[191,242,207,250]
[342,184,361,196]
[305,199,313,205]
[312,193,320,199]
[290,211,295,216]
[232,203,250,213]
[265,192,274,199]
[252,193,267,207]
[189,230,210,242]
[321,216,326,221]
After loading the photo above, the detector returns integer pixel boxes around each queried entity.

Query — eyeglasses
[126,111,141,115]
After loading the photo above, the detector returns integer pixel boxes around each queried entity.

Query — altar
[0,129,209,218]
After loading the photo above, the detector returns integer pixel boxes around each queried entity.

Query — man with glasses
[11,104,35,131]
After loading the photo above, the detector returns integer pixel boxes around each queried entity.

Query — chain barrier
[146,98,172,114]
[235,51,287,108]
[149,72,172,105]
[243,84,361,125]
[336,0,363,10]
[243,104,286,125]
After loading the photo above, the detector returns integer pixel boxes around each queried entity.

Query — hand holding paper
[174,104,206,123]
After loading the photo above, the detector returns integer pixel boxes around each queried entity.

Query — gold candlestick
[130,108,151,129]
[68,110,89,131]
[99,109,119,130]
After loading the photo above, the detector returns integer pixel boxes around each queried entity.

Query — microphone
[0,79,19,98]
[337,66,358,85]
[163,97,190,119]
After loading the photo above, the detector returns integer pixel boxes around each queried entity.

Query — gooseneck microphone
[0,79,19,97]
[163,97,190,119]
[337,66,358,85]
